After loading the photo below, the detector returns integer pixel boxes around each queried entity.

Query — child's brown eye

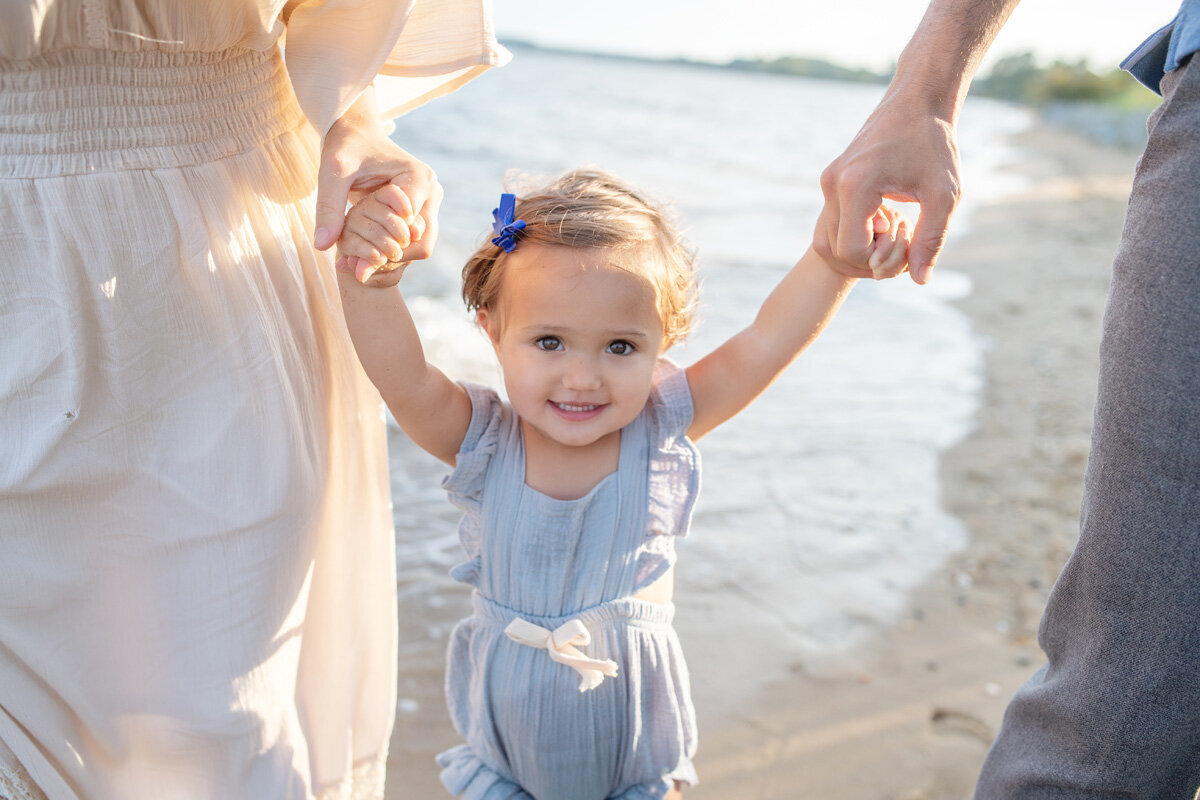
[535,336,562,352]
[607,340,634,356]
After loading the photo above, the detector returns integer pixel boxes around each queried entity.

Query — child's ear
[476,308,501,349]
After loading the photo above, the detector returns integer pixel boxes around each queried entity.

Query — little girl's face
[478,244,665,452]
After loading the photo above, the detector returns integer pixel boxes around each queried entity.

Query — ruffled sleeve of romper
[282,0,512,136]
[442,382,508,586]
[635,358,703,589]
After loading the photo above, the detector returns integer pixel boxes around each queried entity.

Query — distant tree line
[969,52,1153,108]
[725,56,884,85]
[727,51,1155,108]
[503,40,1155,109]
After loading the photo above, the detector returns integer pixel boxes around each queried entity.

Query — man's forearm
[890,0,1022,121]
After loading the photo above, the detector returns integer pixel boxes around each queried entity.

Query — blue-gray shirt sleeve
[1123,0,1200,93]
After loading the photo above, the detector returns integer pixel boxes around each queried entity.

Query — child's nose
[563,356,602,391]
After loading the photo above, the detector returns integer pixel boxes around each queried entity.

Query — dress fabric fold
[0,2,507,798]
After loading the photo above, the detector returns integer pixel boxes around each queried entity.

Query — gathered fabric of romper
[436,361,701,800]
[0,2,506,799]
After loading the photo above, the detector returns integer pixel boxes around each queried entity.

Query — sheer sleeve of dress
[282,0,510,136]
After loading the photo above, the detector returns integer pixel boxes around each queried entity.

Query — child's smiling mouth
[549,400,607,418]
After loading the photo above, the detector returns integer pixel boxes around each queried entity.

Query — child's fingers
[337,188,415,262]
[338,229,387,267]
[373,183,425,255]
[354,255,406,287]
[372,182,417,223]
[866,211,896,269]
[383,165,437,253]
[353,210,410,259]
[871,207,894,235]
[354,256,378,284]
[356,194,413,253]
[345,181,440,268]
[874,219,911,277]
[365,190,415,239]
[868,218,911,279]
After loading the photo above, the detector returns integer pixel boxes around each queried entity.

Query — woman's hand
[336,183,443,287]
[313,88,442,281]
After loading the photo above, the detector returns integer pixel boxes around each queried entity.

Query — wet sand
[383,120,1142,799]
[682,124,1139,798]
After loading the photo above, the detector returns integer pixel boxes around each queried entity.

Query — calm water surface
[384,47,1033,672]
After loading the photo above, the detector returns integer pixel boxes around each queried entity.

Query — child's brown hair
[462,169,698,347]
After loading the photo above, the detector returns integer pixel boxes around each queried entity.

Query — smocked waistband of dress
[471,591,676,630]
[0,47,308,179]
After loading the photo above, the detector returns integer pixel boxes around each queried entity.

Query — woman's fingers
[314,150,357,250]
[384,161,436,226]
[400,181,443,263]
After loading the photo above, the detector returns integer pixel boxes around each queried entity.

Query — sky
[495,1,1180,74]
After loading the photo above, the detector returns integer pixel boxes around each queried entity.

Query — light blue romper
[435,360,701,800]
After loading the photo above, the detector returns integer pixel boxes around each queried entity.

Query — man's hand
[814,0,1023,285]
[815,95,961,285]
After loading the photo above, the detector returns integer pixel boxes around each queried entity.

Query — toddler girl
[336,170,909,799]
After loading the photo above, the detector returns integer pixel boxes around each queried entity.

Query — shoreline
[680,123,1139,798]
[383,118,1142,798]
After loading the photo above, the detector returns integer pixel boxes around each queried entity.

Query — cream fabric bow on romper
[504,618,620,692]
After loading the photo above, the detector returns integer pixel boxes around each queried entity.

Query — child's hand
[336,183,433,286]
[863,205,911,281]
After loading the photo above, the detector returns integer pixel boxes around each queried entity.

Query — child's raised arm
[685,207,909,440]
[336,189,472,465]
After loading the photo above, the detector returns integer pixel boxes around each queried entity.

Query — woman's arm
[314,87,442,269]
[685,211,908,440]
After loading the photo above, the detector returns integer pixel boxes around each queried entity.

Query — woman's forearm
[325,85,386,144]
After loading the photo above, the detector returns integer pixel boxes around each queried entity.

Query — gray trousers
[974,58,1200,798]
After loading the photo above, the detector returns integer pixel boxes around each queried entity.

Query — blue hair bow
[490,193,527,253]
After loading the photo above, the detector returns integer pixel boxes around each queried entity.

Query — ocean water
[385,47,1034,668]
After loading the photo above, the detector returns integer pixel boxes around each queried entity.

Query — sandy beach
[383,118,1143,799]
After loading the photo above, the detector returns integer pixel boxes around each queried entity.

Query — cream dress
[0,2,507,799]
